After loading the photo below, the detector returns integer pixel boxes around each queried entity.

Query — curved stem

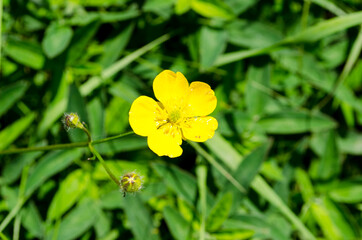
[0,132,134,155]
[88,142,120,187]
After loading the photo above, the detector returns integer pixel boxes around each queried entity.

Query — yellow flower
[129,70,218,158]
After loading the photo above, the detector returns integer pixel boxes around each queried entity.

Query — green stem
[301,0,311,30]
[196,164,207,240]
[88,142,120,187]
[81,126,92,142]
[0,200,25,233]
[93,131,134,144]
[0,166,29,233]
[0,132,134,155]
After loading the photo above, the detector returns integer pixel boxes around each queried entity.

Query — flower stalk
[0,132,134,155]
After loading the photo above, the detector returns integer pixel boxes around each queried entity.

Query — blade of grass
[189,142,246,194]
[13,213,21,240]
[214,44,282,67]
[250,176,315,240]
[315,25,362,110]
[301,0,311,30]
[0,165,29,233]
[80,33,172,96]
[196,164,207,240]
[215,11,362,66]
[285,11,362,43]
[191,142,316,240]
[310,0,346,16]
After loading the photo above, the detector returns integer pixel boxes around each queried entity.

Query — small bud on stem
[120,172,143,196]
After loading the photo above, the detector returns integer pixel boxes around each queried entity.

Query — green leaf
[37,69,69,138]
[99,7,139,23]
[47,170,90,221]
[197,140,315,239]
[66,84,88,142]
[318,38,348,68]
[233,142,270,189]
[123,195,160,240]
[328,179,362,203]
[210,230,254,240]
[224,215,286,240]
[22,202,45,238]
[1,145,44,184]
[227,20,283,48]
[0,81,28,117]
[5,37,45,69]
[317,130,340,180]
[143,0,174,18]
[310,0,346,16]
[204,132,242,171]
[199,26,227,70]
[55,199,98,240]
[338,130,362,155]
[87,97,105,142]
[245,64,272,116]
[42,23,73,58]
[224,0,258,15]
[163,206,190,240]
[66,20,100,65]
[295,168,314,203]
[260,161,284,181]
[0,113,35,150]
[99,24,134,68]
[215,11,362,66]
[98,136,148,155]
[108,81,139,103]
[152,162,197,205]
[94,208,111,238]
[285,11,362,43]
[175,0,192,14]
[206,192,233,232]
[191,0,234,20]
[100,190,124,210]
[250,176,315,240]
[257,111,337,134]
[25,149,82,197]
[311,196,356,240]
[105,96,130,135]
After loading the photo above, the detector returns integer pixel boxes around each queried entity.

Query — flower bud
[120,172,143,196]
[62,113,84,131]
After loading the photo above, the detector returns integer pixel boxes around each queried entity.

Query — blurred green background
[1,0,362,239]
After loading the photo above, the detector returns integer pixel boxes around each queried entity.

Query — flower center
[168,109,181,123]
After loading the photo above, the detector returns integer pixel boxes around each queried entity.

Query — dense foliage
[1,0,362,239]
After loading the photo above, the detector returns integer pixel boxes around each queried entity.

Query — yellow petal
[185,81,217,117]
[182,116,218,142]
[153,70,189,108]
[148,124,183,158]
[129,96,164,137]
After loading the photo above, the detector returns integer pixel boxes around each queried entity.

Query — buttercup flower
[129,70,218,158]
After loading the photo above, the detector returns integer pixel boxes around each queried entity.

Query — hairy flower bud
[120,172,143,196]
[62,113,84,131]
